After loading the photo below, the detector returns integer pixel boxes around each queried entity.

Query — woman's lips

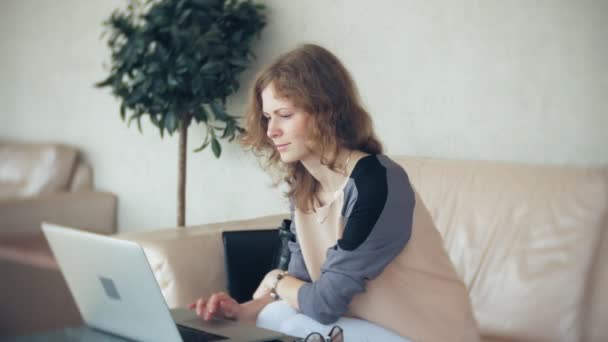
[276,143,290,151]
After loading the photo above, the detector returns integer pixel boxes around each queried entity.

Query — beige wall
[1,1,606,233]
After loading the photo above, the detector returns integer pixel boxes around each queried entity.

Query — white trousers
[256,300,411,342]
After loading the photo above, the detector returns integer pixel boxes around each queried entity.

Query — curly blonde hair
[240,44,383,212]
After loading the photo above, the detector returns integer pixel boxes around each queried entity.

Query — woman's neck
[300,149,355,194]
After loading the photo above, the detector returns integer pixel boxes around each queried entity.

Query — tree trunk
[177,116,188,228]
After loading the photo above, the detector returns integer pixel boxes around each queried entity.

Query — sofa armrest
[68,161,93,192]
[117,213,289,309]
[0,191,117,234]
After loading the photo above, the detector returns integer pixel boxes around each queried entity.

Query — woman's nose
[266,119,281,139]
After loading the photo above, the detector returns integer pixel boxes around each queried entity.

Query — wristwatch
[269,271,288,300]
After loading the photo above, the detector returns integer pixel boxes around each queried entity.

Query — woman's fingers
[219,299,238,319]
[189,293,238,321]
[220,300,234,319]
[188,298,206,312]
[204,293,220,320]
[206,292,228,316]
[195,297,208,317]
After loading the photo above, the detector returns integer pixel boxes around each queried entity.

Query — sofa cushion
[117,214,289,309]
[392,156,608,342]
[0,143,77,199]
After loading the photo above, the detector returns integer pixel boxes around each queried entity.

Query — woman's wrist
[241,292,275,324]
[269,270,289,300]
[275,274,305,310]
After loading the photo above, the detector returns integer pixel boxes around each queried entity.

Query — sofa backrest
[392,155,608,342]
[0,142,92,199]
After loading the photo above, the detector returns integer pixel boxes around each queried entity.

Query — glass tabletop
[3,326,130,342]
[4,325,297,342]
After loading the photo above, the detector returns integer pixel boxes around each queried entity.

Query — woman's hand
[252,269,285,300]
[188,292,241,321]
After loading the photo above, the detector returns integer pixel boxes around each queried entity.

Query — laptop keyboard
[176,324,228,341]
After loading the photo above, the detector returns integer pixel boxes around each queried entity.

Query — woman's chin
[278,150,301,164]
[279,154,295,163]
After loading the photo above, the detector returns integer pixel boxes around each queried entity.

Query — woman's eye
[280,113,293,118]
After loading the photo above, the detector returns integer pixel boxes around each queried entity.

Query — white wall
[1,1,606,233]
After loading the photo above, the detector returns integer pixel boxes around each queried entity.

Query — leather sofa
[0,141,117,336]
[0,141,117,235]
[117,155,607,342]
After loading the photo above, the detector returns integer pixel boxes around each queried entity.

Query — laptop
[41,222,287,342]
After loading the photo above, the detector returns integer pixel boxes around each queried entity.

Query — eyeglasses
[295,325,343,342]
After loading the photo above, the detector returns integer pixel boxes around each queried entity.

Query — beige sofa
[0,141,117,235]
[0,141,117,336]
[119,156,607,342]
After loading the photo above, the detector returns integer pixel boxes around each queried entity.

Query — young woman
[189,44,479,342]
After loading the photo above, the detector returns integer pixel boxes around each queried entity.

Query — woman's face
[261,84,315,163]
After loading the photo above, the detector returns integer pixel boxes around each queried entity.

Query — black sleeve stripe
[337,156,388,251]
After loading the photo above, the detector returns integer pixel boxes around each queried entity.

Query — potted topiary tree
[96,0,266,227]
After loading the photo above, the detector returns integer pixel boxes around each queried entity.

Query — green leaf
[178,8,192,25]
[164,112,178,134]
[167,74,179,88]
[200,61,223,74]
[221,121,234,139]
[193,133,211,152]
[231,30,243,43]
[120,102,127,121]
[95,75,115,88]
[153,79,167,93]
[192,75,203,93]
[127,113,137,128]
[228,57,248,67]
[193,105,208,122]
[149,113,161,127]
[136,115,143,133]
[209,100,227,119]
[211,137,221,158]
[127,112,143,134]
[210,45,228,56]
[146,62,161,74]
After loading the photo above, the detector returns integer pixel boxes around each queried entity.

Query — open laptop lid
[42,223,286,342]
[42,222,184,342]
